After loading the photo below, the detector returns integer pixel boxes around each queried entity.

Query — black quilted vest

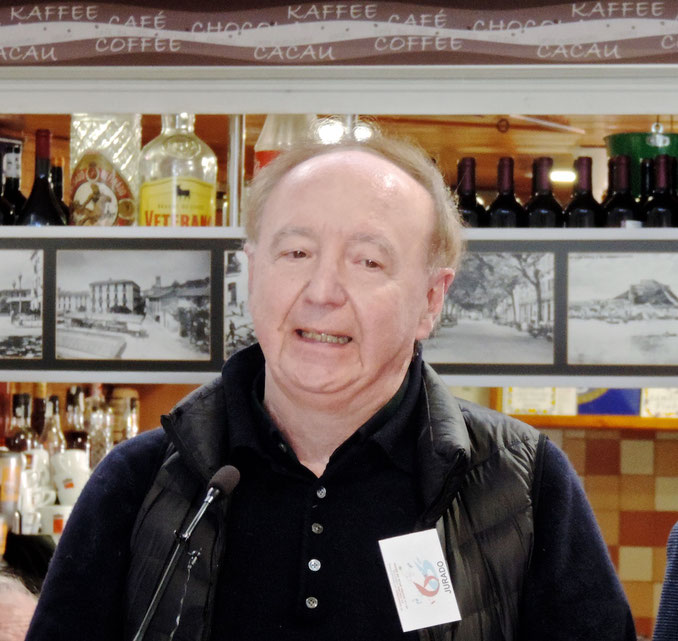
[123,363,543,641]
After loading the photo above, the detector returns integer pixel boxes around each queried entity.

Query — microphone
[132,465,240,641]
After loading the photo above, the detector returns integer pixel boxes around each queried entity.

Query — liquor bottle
[124,397,139,441]
[87,387,113,469]
[15,129,66,226]
[139,113,217,226]
[253,114,318,175]
[30,382,47,439]
[638,157,654,207]
[3,144,27,215]
[643,154,678,227]
[64,386,89,452]
[0,153,15,225]
[603,155,643,227]
[564,157,605,227]
[39,395,66,457]
[6,393,36,452]
[50,162,70,221]
[455,157,487,227]
[525,157,564,227]
[70,113,140,225]
[487,157,528,227]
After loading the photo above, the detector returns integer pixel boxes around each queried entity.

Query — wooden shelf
[512,414,678,431]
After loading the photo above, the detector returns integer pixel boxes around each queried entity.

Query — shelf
[512,413,678,431]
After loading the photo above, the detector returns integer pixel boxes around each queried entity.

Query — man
[654,521,678,641]
[27,135,635,641]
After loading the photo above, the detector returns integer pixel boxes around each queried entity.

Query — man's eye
[362,258,382,269]
[286,250,307,259]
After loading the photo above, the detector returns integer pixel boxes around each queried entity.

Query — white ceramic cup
[24,449,51,488]
[38,504,73,539]
[20,510,41,535]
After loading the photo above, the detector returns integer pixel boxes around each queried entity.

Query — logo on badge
[412,558,440,597]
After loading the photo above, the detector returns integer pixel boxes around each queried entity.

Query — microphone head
[208,465,240,498]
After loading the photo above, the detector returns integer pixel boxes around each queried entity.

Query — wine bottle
[6,393,37,452]
[565,157,604,227]
[526,157,564,227]
[638,157,654,207]
[2,144,27,215]
[50,162,70,221]
[643,154,678,227]
[0,160,14,224]
[603,155,643,228]
[488,157,528,227]
[15,129,66,226]
[39,395,66,457]
[455,157,487,227]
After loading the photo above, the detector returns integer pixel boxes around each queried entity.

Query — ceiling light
[316,118,345,144]
[550,170,576,183]
[353,122,373,141]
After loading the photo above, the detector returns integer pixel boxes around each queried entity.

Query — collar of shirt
[223,343,424,478]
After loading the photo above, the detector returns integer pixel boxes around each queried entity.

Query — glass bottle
[69,113,141,226]
[638,157,654,207]
[88,397,113,469]
[6,393,36,453]
[50,162,70,221]
[643,154,678,227]
[565,157,604,228]
[30,382,47,439]
[488,157,528,227]
[526,157,564,227]
[64,386,89,453]
[15,129,66,226]
[3,145,27,215]
[253,114,317,175]
[138,113,217,226]
[0,153,14,225]
[604,155,643,228]
[39,395,66,457]
[455,157,487,227]
[124,397,139,441]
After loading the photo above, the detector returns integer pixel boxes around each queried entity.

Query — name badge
[379,529,461,632]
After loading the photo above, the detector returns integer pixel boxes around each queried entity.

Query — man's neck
[262,367,408,478]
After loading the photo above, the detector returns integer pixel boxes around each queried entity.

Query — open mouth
[297,329,352,345]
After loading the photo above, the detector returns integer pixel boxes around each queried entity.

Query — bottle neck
[653,155,672,193]
[497,158,515,195]
[532,157,554,196]
[161,113,195,134]
[457,158,476,195]
[34,130,52,180]
[573,157,593,196]
[610,157,632,194]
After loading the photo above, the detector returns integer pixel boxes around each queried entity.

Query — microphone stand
[131,487,220,641]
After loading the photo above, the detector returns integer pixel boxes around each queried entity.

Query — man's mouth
[297,330,352,345]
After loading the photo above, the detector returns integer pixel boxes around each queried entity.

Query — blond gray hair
[244,133,465,271]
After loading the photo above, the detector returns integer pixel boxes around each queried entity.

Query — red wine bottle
[0,154,14,225]
[50,163,70,220]
[15,129,66,226]
[603,155,643,227]
[456,157,487,227]
[526,157,564,227]
[643,154,678,227]
[3,144,27,215]
[565,157,604,227]
[488,157,527,227]
[638,157,654,207]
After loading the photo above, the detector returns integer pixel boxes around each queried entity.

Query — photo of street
[0,249,42,359]
[223,250,255,358]
[422,252,554,364]
[568,252,678,365]
[56,250,211,360]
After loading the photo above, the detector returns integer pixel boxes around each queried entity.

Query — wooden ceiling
[1,112,675,202]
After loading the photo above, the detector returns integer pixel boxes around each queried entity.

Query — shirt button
[316,486,327,499]
[305,596,318,609]
[311,522,324,534]
[308,558,321,572]
[278,442,287,453]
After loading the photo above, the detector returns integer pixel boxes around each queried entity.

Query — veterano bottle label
[139,176,216,226]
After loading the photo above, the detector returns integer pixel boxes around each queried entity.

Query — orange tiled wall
[540,427,678,639]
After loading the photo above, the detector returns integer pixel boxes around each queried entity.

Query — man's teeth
[299,330,351,344]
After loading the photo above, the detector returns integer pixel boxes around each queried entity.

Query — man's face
[246,150,452,407]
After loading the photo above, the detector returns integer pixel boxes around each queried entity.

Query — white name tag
[379,529,461,632]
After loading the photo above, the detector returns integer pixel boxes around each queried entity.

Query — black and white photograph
[568,252,678,365]
[0,249,43,359]
[422,252,554,364]
[224,249,255,358]
[56,250,211,361]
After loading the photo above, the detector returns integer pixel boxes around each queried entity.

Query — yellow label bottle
[139,176,216,226]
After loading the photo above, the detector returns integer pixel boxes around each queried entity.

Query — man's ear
[415,268,455,341]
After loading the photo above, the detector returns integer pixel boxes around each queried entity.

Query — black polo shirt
[213,351,424,640]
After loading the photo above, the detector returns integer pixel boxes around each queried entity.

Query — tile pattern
[540,427,678,637]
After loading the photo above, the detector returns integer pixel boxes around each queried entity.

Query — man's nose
[303,257,347,306]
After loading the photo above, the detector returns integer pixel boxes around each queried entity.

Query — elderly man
[0,572,38,641]
[27,135,634,641]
